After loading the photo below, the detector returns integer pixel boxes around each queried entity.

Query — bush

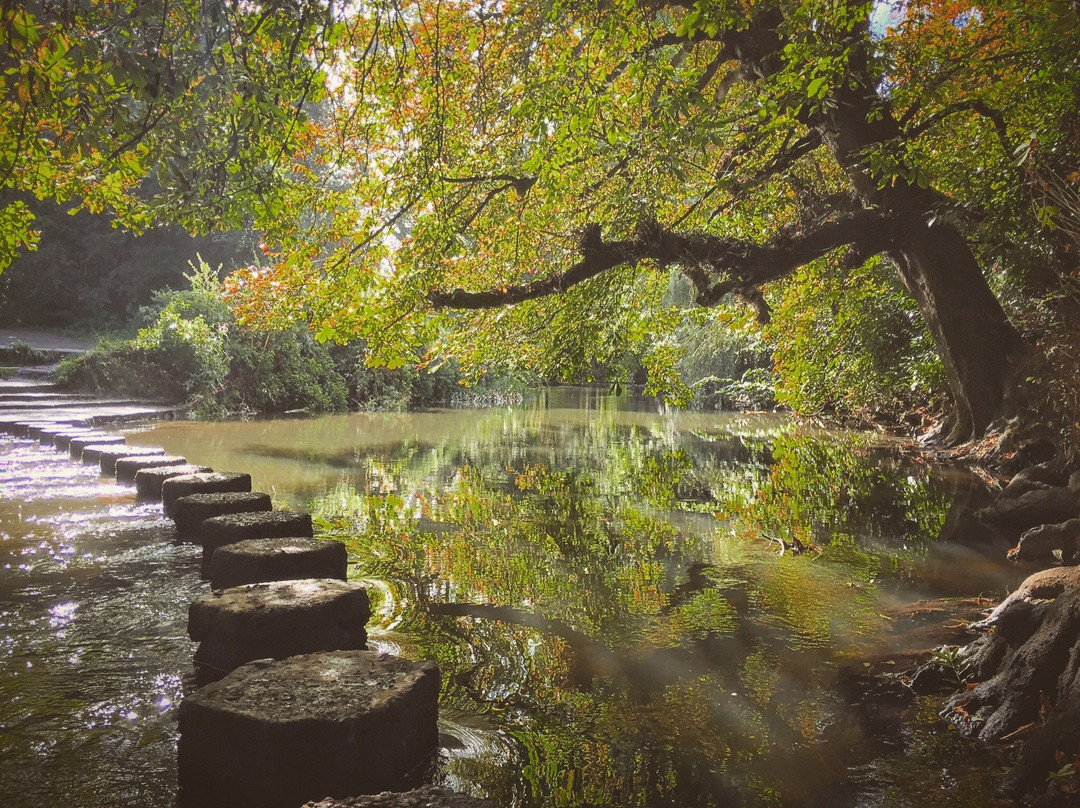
[57,258,347,417]
[56,257,523,417]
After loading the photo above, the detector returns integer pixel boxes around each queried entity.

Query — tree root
[942,570,1080,796]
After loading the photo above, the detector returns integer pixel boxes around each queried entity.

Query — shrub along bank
[54,260,521,418]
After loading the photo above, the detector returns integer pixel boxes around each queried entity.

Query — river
[0,388,1025,806]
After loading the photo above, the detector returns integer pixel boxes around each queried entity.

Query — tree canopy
[3,0,1080,439]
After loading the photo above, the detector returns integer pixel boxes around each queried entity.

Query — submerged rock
[200,510,314,575]
[133,463,213,500]
[177,650,439,808]
[187,578,370,683]
[302,787,496,808]
[161,472,251,516]
[208,536,347,590]
[172,492,272,538]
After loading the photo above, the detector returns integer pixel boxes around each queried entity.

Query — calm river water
[0,388,1026,806]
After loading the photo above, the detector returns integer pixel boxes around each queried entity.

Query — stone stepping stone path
[172,491,273,538]
[114,454,189,483]
[162,471,252,516]
[187,578,371,683]
[134,463,214,499]
[177,650,440,808]
[209,537,348,590]
[69,433,126,458]
[1,374,456,806]
[200,510,314,575]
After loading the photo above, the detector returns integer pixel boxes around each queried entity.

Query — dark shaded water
[0,388,1025,806]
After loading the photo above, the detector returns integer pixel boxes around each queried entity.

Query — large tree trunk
[727,7,1028,441]
[890,212,1025,442]
[817,89,1026,442]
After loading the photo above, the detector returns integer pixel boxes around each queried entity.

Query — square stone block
[187,578,371,683]
[172,492,272,539]
[162,472,252,516]
[178,650,439,808]
[96,445,167,475]
[200,510,314,575]
[209,537,348,589]
[133,464,214,500]
[70,434,125,459]
[114,454,188,483]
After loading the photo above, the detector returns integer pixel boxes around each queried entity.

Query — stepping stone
[302,787,496,808]
[177,650,439,808]
[201,510,315,575]
[20,422,57,438]
[34,424,77,442]
[134,464,214,500]
[172,492,272,538]
[115,454,189,484]
[13,421,62,438]
[209,537,348,590]
[49,429,99,449]
[187,578,371,682]
[70,434,125,458]
[97,445,167,475]
[80,441,143,464]
[162,472,252,517]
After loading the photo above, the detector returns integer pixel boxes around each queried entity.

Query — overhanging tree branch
[905,98,1013,155]
[428,209,894,311]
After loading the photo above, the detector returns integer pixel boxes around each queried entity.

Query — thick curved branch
[905,98,1013,155]
[428,236,640,308]
[428,209,893,311]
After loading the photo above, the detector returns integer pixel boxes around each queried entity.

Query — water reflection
[0,388,1024,807]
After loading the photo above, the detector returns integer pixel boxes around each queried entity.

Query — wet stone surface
[50,429,100,449]
[209,536,348,590]
[97,446,168,475]
[69,433,126,457]
[177,650,440,808]
[161,472,252,516]
[187,578,371,682]
[171,492,272,538]
[134,463,214,500]
[82,442,153,465]
[114,454,189,483]
[200,510,315,575]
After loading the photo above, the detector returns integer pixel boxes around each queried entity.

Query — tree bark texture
[817,82,1025,441]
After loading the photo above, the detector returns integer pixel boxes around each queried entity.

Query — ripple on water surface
[0,436,200,808]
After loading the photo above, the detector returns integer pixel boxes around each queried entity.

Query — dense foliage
[55,258,525,416]
[55,259,348,416]
[3,1,1080,431]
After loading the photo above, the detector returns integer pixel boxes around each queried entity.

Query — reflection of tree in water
[311,416,995,807]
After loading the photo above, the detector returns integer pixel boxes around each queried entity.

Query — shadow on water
[0,388,1023,807]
